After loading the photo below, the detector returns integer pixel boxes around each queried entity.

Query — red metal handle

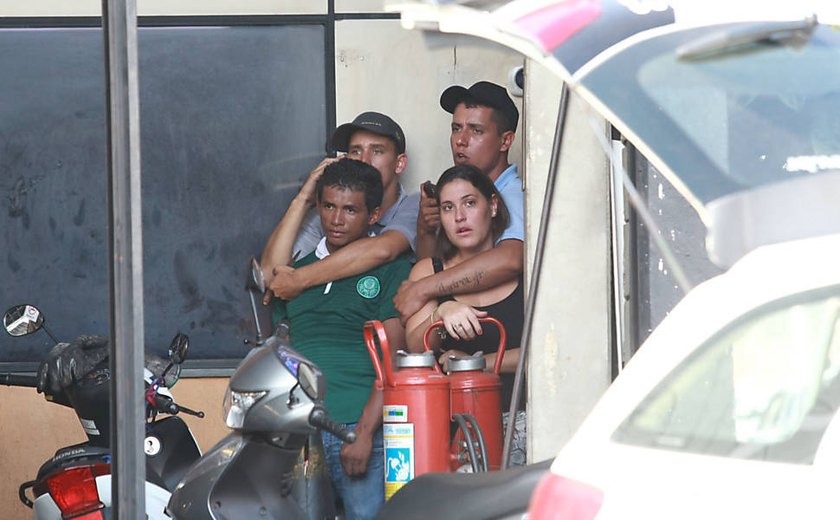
[415,323,443,375]
[363,320,393,388]
[424,316,506,375]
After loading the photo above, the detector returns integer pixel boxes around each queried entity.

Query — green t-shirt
[273,252,412,423]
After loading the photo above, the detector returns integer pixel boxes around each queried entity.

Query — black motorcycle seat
[375,459,552,520]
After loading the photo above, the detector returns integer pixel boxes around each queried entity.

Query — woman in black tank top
[404,165,525,413]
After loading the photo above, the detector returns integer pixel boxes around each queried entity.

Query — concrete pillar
[524,66,613,462]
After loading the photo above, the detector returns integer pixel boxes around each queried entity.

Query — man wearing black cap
[394,81,524,322]
[261,111,419,300]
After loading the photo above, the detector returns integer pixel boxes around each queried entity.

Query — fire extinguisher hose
[452,413,489,473]
[462,414,489,472]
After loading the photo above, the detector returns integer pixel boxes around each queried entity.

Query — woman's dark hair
[435,164,510,260]
[316,159,383,213]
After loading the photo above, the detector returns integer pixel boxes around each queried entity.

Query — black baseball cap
[440,81,519,132]
[331,112,406,154]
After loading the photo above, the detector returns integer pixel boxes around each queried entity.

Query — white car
[531,232,840,518]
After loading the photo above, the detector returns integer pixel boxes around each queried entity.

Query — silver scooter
[165,259,355,519]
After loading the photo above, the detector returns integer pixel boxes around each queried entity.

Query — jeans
[321,424,384,520]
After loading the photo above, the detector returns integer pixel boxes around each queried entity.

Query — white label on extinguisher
[383,404,408,423]
[384,423,414,500]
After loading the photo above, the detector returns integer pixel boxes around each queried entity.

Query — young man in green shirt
[273,159,410,520]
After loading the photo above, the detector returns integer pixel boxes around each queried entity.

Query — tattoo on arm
[436,270,485,295]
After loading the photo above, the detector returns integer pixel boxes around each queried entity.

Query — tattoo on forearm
[437,271,485,295]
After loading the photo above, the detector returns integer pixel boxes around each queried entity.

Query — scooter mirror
[168,332,189,365]
[248,257,266,294]
[3,304,44,337]
[163,363,182,387]
[298,361,325,401]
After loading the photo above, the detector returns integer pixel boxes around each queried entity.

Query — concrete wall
[334,19,524,191]
[524,75,613,462]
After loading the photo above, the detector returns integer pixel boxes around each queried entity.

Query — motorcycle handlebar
[152,393,179,414]
[177,404,205,418]
[0,373,38,388]
[150,393,205,418]
[309,407,356,444]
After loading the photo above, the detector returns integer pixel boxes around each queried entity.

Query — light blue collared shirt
[495,164,524,243]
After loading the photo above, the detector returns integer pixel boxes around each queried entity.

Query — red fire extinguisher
[424,317,506,472]
[364,320,451,501]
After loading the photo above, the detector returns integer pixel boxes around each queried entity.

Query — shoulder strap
[431,258,455,303]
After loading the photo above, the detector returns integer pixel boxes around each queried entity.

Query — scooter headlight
[223,388,267,429]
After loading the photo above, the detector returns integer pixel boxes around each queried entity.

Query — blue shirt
[495,164,524,242]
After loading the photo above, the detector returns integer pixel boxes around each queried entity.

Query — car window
[581,24,840,204]
[613,287,840,464]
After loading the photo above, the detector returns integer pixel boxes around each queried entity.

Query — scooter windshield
[271,339,325,401]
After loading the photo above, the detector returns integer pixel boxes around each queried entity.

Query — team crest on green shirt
[356,276,381,299]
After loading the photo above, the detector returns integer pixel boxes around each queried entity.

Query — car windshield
[613,287,840,464]
[580,22,840,205]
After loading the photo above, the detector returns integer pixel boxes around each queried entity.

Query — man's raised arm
[394,239,523,322]
[268,230,410,301]
[261,157,337,283]
[414,186,439,259]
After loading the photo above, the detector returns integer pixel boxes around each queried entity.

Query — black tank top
[434,258,526,411]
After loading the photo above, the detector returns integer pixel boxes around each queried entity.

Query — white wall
[334,19,524,190]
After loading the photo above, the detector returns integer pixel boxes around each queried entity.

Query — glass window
[0,24,328,365]
[613,288,840,464]
[582,24,840,204]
